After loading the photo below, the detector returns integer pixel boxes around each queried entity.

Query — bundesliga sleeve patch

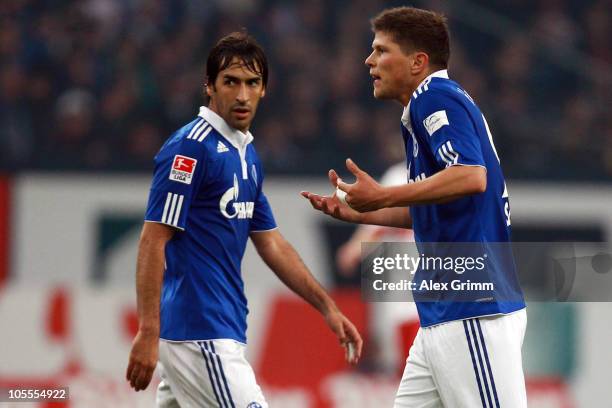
[423,110,449,136]
[169,155,197,184]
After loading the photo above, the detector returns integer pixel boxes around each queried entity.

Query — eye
[224,78,236,85]
[248,79,261,87]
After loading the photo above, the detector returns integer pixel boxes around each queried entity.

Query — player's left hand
[324,309,363,365]
[337,158,388,212]
[126,329,159,391]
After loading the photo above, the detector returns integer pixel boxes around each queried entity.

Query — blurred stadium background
[0,0,610,407]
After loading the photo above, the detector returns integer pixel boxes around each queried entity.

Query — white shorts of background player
[394,309,527,408]
[156,339,267,408]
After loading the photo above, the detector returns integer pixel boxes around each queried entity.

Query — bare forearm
[359,207,412,228]
[257,237,337,315]
[127,223,174,392]
[135,237,166,335]
[384,166,486,207]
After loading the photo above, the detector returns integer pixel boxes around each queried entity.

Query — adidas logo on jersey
[217,141,229,153]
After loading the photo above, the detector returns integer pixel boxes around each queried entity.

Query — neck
[207,100,219,116]
[399,67,440,107]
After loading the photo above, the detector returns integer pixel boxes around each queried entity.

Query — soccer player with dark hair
[126,32,362,407]
[302,7,527,407]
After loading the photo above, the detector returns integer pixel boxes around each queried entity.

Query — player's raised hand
[300,169,365,223]
[324,309,363,365]
[336,158,388,212]
[126,330,159,391]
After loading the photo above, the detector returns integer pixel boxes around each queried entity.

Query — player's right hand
[300,169,365,223]
[126,330,159,391]
[324,309,363,365]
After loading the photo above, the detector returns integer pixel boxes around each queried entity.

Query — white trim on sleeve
[160,192,185,228]
[249,227,279,233]
[143,220,185,231]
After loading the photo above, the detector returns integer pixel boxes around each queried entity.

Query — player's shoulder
[409,76,481,137]
[157,117,220,159]
[412,78,471,106]
[411,79,479,130]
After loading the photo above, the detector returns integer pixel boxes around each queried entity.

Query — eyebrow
[223,74,261,82]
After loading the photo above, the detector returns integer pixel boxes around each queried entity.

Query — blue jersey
[401,70,525,327]
[145,106,277,343]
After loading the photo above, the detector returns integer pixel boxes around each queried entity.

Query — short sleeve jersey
[145,106,277,342]
[401,70,525,327]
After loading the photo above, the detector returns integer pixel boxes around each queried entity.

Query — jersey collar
[424,69,449,81]
[198,106,254,149]
[401,101,412,130]
[401,69,449,129]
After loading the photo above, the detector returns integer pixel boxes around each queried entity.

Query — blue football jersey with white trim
[145,107,277,342]
[401,71,525,327]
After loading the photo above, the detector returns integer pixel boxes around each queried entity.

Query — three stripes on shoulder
[187,119,213,142]
[186,119,229,153]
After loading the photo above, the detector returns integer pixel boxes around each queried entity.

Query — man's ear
[261,86,266,98]
[205,76,216,97]
[411,52,429,75]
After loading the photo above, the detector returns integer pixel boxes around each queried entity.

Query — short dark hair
[206,31,268,87]
[371,7,450,69]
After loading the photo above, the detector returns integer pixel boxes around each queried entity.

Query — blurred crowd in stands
[1,0,610,179]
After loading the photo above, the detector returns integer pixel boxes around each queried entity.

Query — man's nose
[365,52,374,67]
[236,83,249,103]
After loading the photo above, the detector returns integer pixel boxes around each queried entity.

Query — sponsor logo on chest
[219,173,255,219]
